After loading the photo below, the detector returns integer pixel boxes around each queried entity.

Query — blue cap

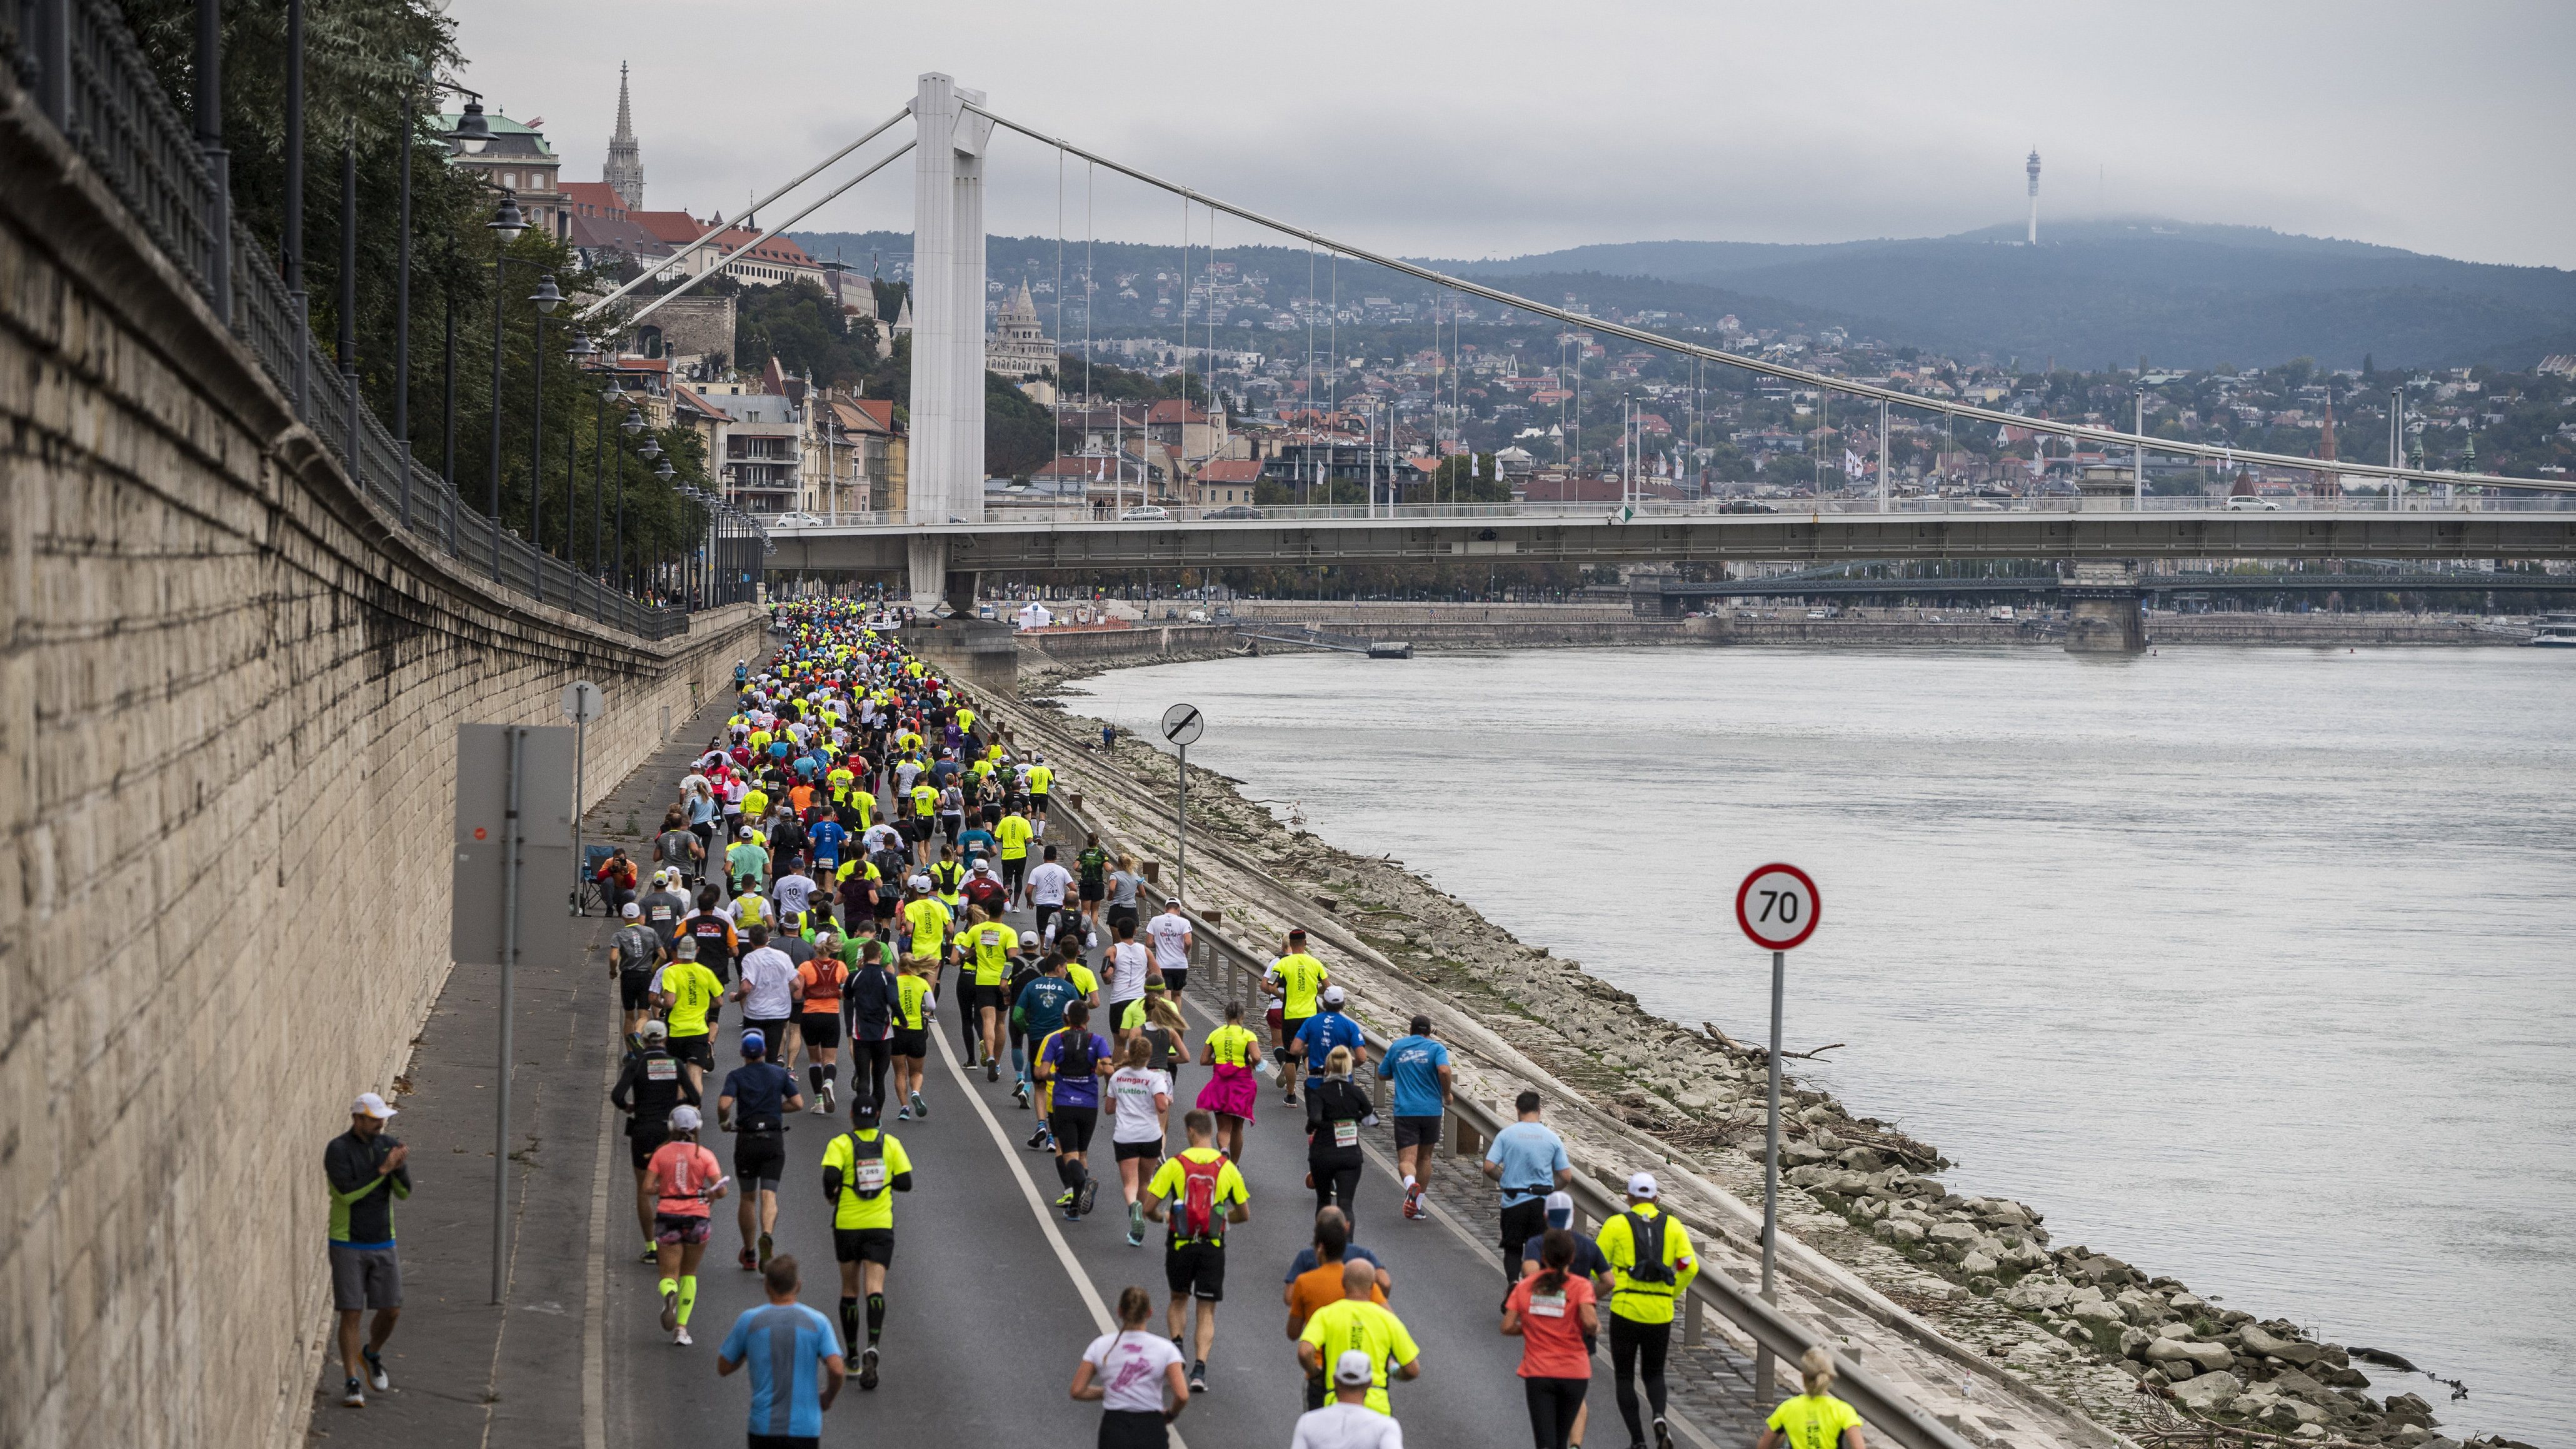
[739,1030,766,1058]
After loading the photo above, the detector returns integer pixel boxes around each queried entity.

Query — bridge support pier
[2063,560,2146,653]
[897,617,1019,698]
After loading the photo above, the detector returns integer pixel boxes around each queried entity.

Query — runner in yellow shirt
[963,911,1020,1080]
[1296,1261,1420,1415]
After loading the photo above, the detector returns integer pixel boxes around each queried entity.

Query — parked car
[773,511,825,526]
[1120,505,1172,521]
[1205,504,1264,519]
[1719,498,1779,514]
[2224,495,2281,511]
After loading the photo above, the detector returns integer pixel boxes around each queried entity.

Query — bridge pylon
[907,71,991,611]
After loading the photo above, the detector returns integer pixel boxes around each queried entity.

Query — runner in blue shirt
[716,1256,845,1436]
[808,817,847,875]
[1292,986,1369,1091]
[1376,1015,1455,1220]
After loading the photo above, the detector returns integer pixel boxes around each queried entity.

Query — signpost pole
[1757,945,1784,1399]
[1176,740,1187,904]
[571,714,586,912]
[492,725,524,1305]
[1734,861,1815,1405]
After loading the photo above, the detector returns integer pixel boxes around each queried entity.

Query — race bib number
[854,1157,886,1192]
[645,1058,678,1082]
[1530,1293,1567,1318]
[1332,1119,1359,1149]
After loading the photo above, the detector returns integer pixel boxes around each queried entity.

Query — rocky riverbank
[1013,664,2521,1449]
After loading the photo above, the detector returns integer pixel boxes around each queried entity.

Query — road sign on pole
[1161,704,1205,901]
[1733,861,1821,1401]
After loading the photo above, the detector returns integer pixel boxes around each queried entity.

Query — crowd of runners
[328,594,1871,1449]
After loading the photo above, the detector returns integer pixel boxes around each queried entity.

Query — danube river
[1078,644,2575,1440]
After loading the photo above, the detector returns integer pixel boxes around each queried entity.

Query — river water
[1074,644,2575,1440]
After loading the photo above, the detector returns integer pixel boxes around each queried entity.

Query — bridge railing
[773,493,2575,533]
[4,0,691,644]
[1007,757,1975,1449]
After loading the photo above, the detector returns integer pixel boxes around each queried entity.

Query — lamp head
[565,331,596,360]
[486,191,526,243]
[656,459,676,481]
[529,274,564,315]
[449,98,491,156]
[623,408,645,435]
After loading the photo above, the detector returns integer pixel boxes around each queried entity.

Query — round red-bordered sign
[1735,863,1820,950]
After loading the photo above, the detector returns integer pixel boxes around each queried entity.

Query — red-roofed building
[628,209,826,291]
[1190,458,1263,509]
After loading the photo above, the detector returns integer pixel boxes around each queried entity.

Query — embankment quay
[1010,606,2520,673]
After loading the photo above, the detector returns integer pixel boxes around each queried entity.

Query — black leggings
[1608,1315,1670,1446]
[848,1036,891,1111]
[1523,1376,1590,1449]
[1310,1156,1361,1226]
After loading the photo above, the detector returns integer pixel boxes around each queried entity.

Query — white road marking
[933,1025,1193,1449]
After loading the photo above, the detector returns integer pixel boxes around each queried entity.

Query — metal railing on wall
[6,0,691,644]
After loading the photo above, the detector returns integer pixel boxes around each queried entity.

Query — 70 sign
[1734,864,1821,951]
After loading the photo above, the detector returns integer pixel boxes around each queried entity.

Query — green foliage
[986,373,1056,479]
[735,279,880,388]
[112,0,711,584]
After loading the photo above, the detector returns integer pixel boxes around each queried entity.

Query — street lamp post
[194,0,229,323]
[441,98,490,556]
[338,121,359,489]
[616,405,642,596]
[563,331,595,612]
[529,273,563,603]
[482,192,527,584]
[284,0,308,413]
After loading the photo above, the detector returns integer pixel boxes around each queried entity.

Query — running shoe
[661,1288,680,1333]
[1013,1084,1030,1108]
[910,1091,928,1118]
[1190,1360,1209,1393]
[1129,1201,1146,1239]
[896,1106,912,1121]
[1064,1204,1081,1221]
[363,1347,389,1391]
[1404,1181,1425,1220]
[821,1083,835,1114]
[758,1231,774,1268]
[1283,1090,1298,1106]
[986,1057,1000,1083]
[1075,1176,1099,1217]
[739,1248,759,1272]
[1126,1226,1144,1248]
[1655,1418,1672,1449]
[809,1098,829,1116]
[641,1243,662,1263]
[342,1377,365,1409]
[674,1325,693,1347]
[859,1346,880,1391]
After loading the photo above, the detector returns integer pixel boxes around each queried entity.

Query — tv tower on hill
[2026,148,2042,245]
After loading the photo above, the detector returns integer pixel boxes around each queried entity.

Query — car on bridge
[773,510,826,526]
[2225,495,2282,511]
[1205,504,1265,520]
[1718,498,1779,513]
[1120,504,1172,521]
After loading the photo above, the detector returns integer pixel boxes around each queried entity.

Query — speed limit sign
[1735,863,1820,951]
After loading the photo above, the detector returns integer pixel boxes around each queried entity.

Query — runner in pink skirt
[1193,999,1265,1160]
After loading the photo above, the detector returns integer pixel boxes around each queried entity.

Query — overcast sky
[444,0,2576,271]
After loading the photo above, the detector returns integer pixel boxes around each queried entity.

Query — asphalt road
[601,893,1607,1449]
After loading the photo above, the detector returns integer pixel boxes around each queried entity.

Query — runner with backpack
[818,1096,914,1392]
[1143,1110,1253,1396]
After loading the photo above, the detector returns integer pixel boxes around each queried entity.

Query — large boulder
[2070,1300,2126,1333]
[1928,1221,1982,1246]
[2240,1325,2328,1366]
[2170,1373,2241,1413]
[2147,1338,2235,1371]
[2001,1276,2072,1311]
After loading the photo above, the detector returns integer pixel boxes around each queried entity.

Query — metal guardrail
[6,0,691,644]
[1016,748,1975,1449]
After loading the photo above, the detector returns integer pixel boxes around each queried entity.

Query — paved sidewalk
[308,698,735,1445]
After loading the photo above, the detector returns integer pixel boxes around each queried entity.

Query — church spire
[604,62,644,209]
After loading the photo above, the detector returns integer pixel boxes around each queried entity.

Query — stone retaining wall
[0,79,765,1449]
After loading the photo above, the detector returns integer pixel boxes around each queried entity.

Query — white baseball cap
[621,902,642,919]
[1334,1348,1375,1386]
[668,1105,703,1131]
[1626,1171,1661,1201]
[1321,985,1346,1007]
[351,1091,398,1120]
